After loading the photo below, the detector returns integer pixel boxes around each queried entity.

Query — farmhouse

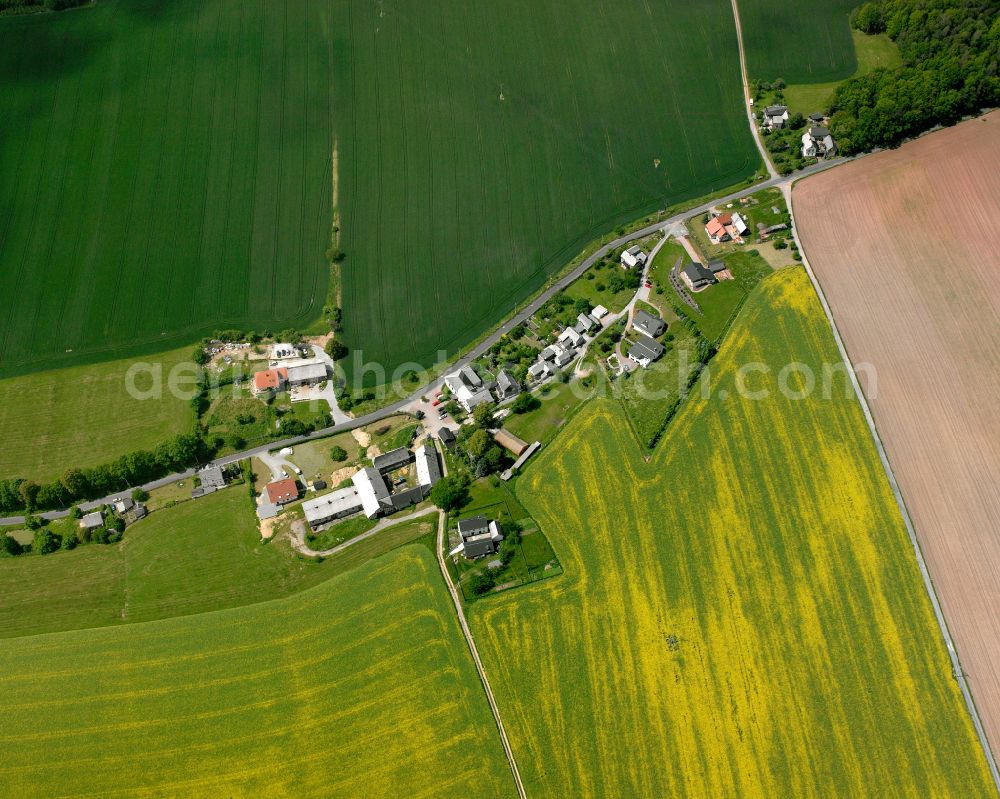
[620,245,647,269]
[706,212,749,244]
[494,369,520,401]
[414,443,443,488]
[762,104,789,130]
[265,478,299,506]
[302,487,364,530]
[632,309,666,338]
[801,125,837,158]
[628,335,665,368]
[192,464,227,498]
[705,216,730,244]
[352,444,442,519]
[444,366,493,411]
[680,261,718,291]
[252,367,288,396]
[373,447,414,474]
[454,516,504,559]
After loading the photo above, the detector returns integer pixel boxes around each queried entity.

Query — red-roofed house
[265,478,299,505]
[705,216,730,244]
[252,367,288,396]
[716,212,733,225]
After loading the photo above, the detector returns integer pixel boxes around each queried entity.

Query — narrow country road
[730,0,779,180]
[288,505,439,558]
[434,509,527,799]
[0,159,856,528]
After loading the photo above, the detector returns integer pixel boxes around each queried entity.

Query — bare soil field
[794,112,1000,752]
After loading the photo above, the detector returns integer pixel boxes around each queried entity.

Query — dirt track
[794,112,1000,751]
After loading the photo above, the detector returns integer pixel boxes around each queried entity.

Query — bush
[1,533,23,557]
[510,392,541,414]
[131,488,149,502]
[467,571,496,596]
[325,338,348,361]
[850,2,885,34]
[32,528,60,555]
[429,474,471,512]
[330,445,348,462]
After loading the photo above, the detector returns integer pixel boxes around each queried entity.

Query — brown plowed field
[794,112,1000,751]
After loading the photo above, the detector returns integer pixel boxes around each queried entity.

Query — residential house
[79,510,104,532]
[808,112,826,123]
[454,516,504,559]
[680,261,718,291]
[112,497,134,515]
[576,313,599,334]
[444,366,493,411]
[628,335,665,368]
[539,344,560,362]
[705,216,731,244]
[527,361,551,381]
[252,367,288,396]
[192,464,227,499]
[591,304,609,320]
[557,327,583,348]
[620,245,647,269]
[553,348,575,368]
[494,369,520,401]
[632,309,666,338]
[762,104,789,130]
[302,488,363,530]
[801,125,837,158]
[265,478,299,506]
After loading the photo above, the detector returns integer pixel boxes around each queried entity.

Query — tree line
[0,0,87,16]
[830,0,1000,153]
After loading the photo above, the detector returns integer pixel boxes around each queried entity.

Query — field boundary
[787,182,1000,791]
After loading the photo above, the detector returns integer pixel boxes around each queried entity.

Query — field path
[729,0,779,179]
[435,508,527,799]
[289,505,438,557]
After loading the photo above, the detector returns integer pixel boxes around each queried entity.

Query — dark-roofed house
[414,444,442,492]
[372,447,414,474]
[809,112,825,123]
[200,465,226,490]
[438,427,457,450]
[265,478,299,506]
[628,335,665,368]
[680,261,718,291]
[632,309,666,338]
[801,125,837,158]
[455,516,504,559]
[762,104,789,130]
[79,510,104,532]
[708,261,728,274]
[494,369,520,401]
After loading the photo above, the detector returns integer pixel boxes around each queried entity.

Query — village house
[528,361,552,381]
[706,212,749,244]
[192,464,228,499]
[680,261,718,291]
[620,245,647,269]
[494,369,520,402]
[576,312,599,334]
[558,327,583,349]
[801,125,837,158]
[762,104,789,130]
[79,510,105,533]
[627,335,665,368]
[444,365,493,411]
[265,478,299,506]
[351,443,442,520]
[251,367,288,396]
[632,309,666,338]
[452,515,504,560]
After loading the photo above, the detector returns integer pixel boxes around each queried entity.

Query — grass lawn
[470,268,996,797]
[565,266,638,315]
[283,431,361,481]
[0,345,196,482]
[0,544,515,797]
[502,379,590,446]
[685,280,746,342]
[0,1,334,379]
[305,514,377,552]
[741,0,859,83]
[784,31,903,115]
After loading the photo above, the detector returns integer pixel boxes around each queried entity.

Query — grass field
[470,268,996,797]
[0,0,334,379]
[795,112,1000,754]
[0,344,196,481]
[334,0,757,378]
[783,31,903,114]
[740,0,858,83]
[0,543,516,797]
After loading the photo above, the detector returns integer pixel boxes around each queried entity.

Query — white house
[558,327,583,348]
[762,104,789,130]
[591,304,608,320]
[528,361,551,381]
[801,125,837,158]
[553,348,574,368]
[620,245,647,269]
[444,366,492,411]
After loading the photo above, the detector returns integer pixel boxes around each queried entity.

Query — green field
[0,544,515,797]
[0,0,334,379]
[740,0,858,83]
[471,268,996,797]
[334,0,758,377]
[783,30,903,114]
[0,344,196,482]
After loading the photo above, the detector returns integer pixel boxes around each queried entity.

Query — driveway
[308,344,352,425]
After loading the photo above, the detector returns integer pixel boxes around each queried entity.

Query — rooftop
[302,488,362,524]
[628,335,665,363]
[265,479,299,505]
[372,447,414,473]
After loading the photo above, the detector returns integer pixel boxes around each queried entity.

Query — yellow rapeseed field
[0,545,516,798]
[471,268,996,797]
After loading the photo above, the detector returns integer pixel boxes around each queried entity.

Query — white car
[291,466,302,476]
[281,470,289,479]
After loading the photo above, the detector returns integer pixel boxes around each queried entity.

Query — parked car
[431,399,441,406]
[281,470,289,479]
[291,466,302,475]
[645,281,652,288]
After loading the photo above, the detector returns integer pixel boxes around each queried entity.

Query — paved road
[0,159,853,528]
